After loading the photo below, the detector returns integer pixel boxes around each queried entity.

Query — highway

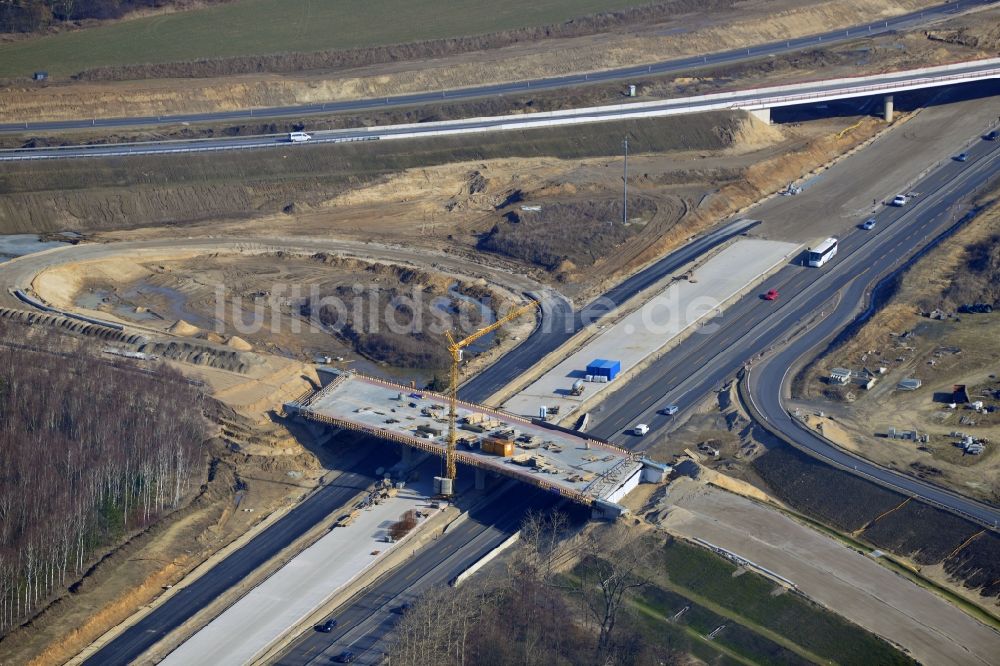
[63,126,1000,665]
[460,217,759,400]
[3,58,999,161]
[585,131,1000,528]
[80,441,395,666]
[62,220,748,664]
[0,0,990,136]
[274,486,562,666]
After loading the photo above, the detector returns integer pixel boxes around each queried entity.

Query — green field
[655,539,917,666]
[0,0,649,78]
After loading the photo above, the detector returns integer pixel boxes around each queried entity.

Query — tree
[524,516,653,659]
[0,320,206,635]
[572,529,651,656]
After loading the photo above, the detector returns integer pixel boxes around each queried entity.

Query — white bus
[289,131,312,143]
[807,237,838,267]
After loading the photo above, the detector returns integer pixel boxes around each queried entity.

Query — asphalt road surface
[274,486,562,665]
[5,58,999,161]
[65,214,745,666]
[460,217,759,401]
[81,440,396,666]
[587,133,1000,527]
[0,0,988,136]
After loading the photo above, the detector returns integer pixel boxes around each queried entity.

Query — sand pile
[168,319,200,336]
[226,335,253,351]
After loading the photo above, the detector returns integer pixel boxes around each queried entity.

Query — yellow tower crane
[442,300,539,485]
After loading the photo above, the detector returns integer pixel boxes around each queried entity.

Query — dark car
[763,289,779,301]
[393,602,413,614]
[333,651,356,663]
[315,619,337,633]
[986,131,999,141]
[954,152,968,162]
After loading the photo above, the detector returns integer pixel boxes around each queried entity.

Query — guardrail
[3,59,997,162]
[737,367,997,530]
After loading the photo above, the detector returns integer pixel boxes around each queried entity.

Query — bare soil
[2,108,885,303]
[633,370,1000,610]
[649,477,999,663]
[0,0,953,123]
[0,318,337,665]
[40,251,518,387]
[793,191,1000,504]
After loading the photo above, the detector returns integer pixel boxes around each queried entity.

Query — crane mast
[442,300,539,486]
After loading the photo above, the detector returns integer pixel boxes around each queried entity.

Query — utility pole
[622,135,628,225]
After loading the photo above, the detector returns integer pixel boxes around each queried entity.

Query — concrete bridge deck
[288,371,655,507]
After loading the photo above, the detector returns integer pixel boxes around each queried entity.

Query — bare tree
[0,321,206,635]
[551,523,653,658]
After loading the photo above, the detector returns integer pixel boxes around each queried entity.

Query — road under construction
[287,371,666,517]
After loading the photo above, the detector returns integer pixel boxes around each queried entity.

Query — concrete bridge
[5,58,998,161]
[286,371,667,517]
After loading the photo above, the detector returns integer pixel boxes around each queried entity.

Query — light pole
[622,135,629,225]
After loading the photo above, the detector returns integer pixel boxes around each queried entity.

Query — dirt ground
[41,250,516,385]
[649,477,1000,666]
[0,0,962,123]
[794,191,1000,504]
[30,109,883,306]
[0,322,347,666]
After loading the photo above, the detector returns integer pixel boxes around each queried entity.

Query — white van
[633,424,649,436]
[289,132,312,143]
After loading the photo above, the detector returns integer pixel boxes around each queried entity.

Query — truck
[633,423,649,436]
[289,131,312,142]
[570,379,585,396]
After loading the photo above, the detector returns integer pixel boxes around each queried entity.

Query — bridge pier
[400,444,413,469]
[883,95,894,123]
[475,468,486,491]
[749,107,771,125]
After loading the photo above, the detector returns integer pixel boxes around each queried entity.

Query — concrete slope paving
[661,479,1000,666]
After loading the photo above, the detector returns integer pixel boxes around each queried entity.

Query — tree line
[0,322,206,635]
[0,0,201,33]
[389,511,676,665]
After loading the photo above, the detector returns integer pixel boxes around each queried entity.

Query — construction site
[288,371,665,515]
[1,1,1000,665]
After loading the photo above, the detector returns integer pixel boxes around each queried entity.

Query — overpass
[286,371,665,516]
[2,58,999,161]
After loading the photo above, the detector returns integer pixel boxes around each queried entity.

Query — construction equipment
[442,300,539,488]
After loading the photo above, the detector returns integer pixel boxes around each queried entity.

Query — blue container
[586,358,621,380]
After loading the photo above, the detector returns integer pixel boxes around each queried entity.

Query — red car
[763,289,779,301]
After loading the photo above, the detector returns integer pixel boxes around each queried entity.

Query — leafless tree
[0,322,207,635]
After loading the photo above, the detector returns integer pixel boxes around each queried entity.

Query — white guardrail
[2,58,999,161]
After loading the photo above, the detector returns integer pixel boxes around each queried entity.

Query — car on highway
[659,404,679,416]
[315,619,338,633]
[763,289,779,301]
[334,650,356,663]
[289,131,312,142]
[393,602,413,614]
[953,152,968,162]
[633,423,649,436]
[861,217,877,230]
[891,194,909,206]
[985,130,999,141]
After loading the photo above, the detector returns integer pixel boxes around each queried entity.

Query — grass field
[0,0,649,78]
[654,539,917,665]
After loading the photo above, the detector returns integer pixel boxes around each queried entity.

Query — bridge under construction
[286,371,666,515]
